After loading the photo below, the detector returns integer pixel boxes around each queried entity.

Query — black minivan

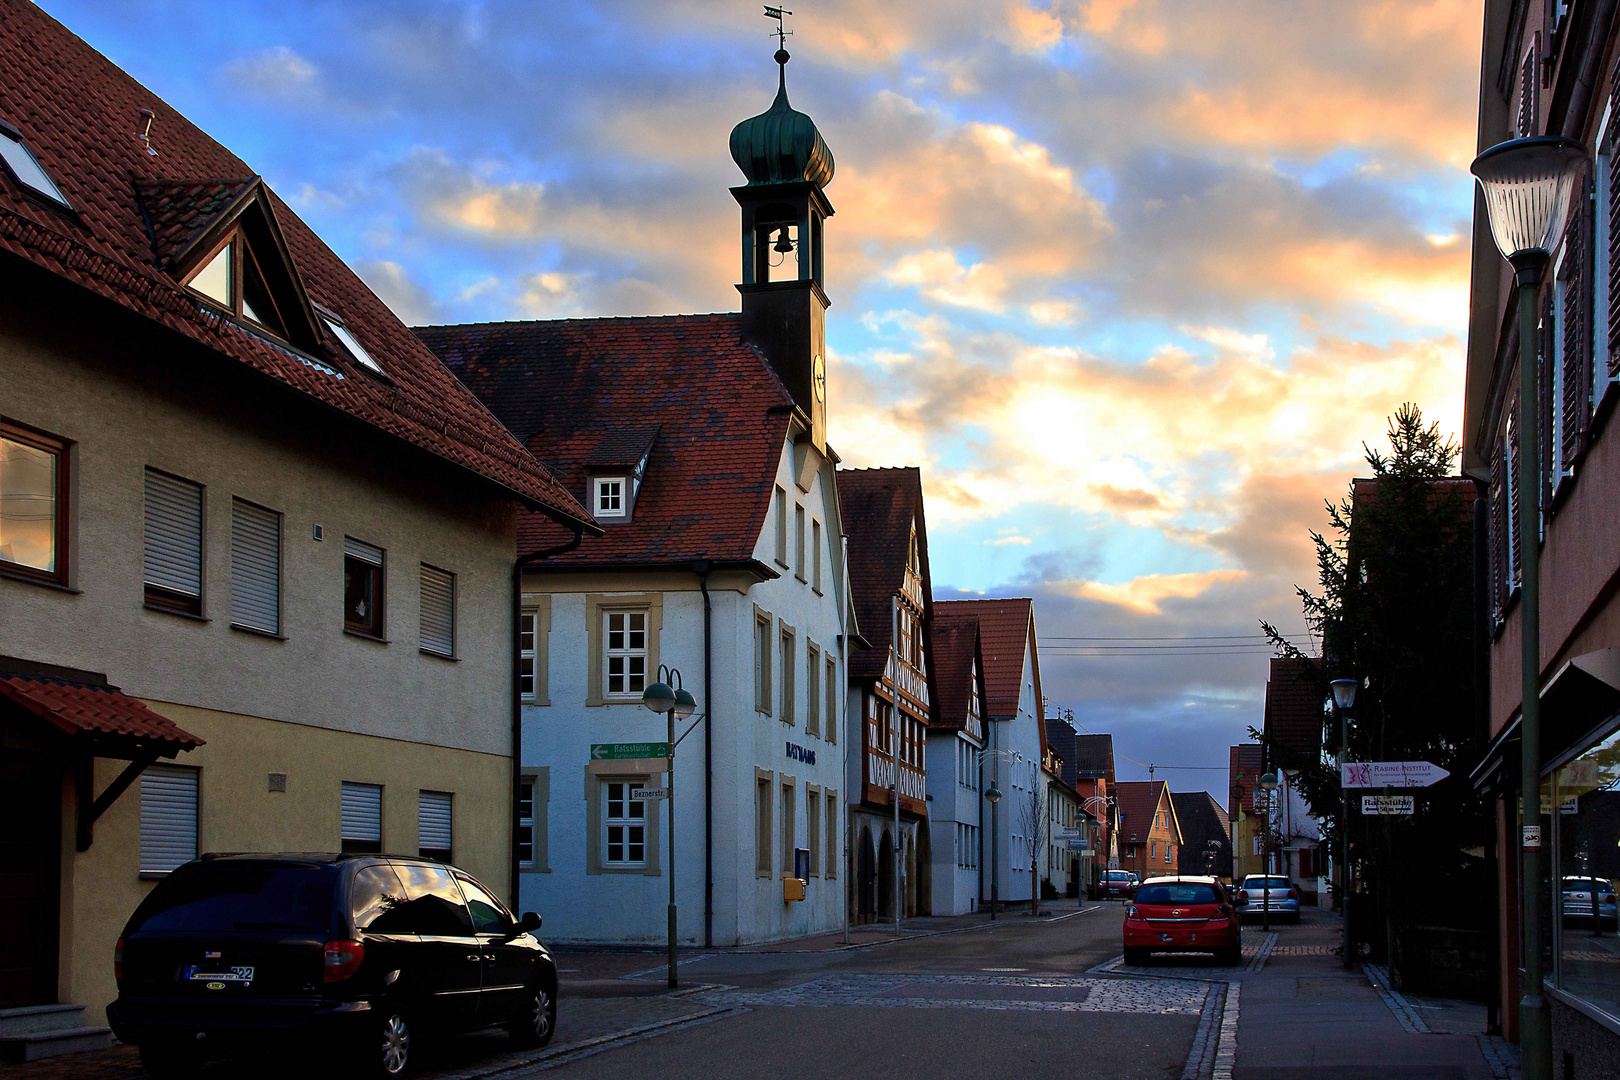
[107,853,556,1078]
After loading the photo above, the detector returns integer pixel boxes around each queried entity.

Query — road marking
[621,953,717,981]
[980,966,1027,972]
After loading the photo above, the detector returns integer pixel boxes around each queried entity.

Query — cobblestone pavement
[1089,932,1277,980]
[693,971,1211,1015]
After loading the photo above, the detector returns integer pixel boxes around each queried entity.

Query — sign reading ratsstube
[1340,761,1450,789]
[590,742,669,761]
[1361,795,1414,815]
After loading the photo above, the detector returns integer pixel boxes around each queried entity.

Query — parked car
[1122,876,1241,965]
[1561,876,1619,926]
[1235,874,1301,923]
[1101,870,1137,899]
[107,853,556,1078]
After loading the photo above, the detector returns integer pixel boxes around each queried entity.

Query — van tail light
[323,939,364,983]
[1288,888,1300,901]
[114,937,124,982]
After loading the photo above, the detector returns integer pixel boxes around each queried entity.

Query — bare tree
[1017,768,1046,916]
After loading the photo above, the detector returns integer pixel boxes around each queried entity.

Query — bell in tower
[730,43,834,454]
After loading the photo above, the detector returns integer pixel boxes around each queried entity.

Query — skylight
[324,317,382,375]
[0,127,71,208]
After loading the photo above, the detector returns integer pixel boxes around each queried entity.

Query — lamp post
[985,781,1001,918]
[1081,794,1113,901]
[641,666,696,990]
[1331,677,1358,971]
[1259,771,1279,932]
[1472,134,1588,1080]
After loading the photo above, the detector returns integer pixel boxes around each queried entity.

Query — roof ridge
[416,311,743,331]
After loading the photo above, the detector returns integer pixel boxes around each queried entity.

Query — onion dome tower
[730,46,834,454]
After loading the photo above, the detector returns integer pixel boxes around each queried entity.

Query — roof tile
[0,673,203,750]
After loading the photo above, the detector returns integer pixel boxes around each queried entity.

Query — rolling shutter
[144,469,202,598]
[344,536,383,566]
[140,764,198,875]
[230,499,280,633]
[419,565,454,657]
[419,791,453,857]
[341,782,383,843]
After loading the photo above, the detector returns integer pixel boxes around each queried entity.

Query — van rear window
[128,865,336,934]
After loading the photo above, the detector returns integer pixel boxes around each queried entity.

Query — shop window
[1552,728,1620,1022]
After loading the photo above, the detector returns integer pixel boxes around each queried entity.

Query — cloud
[221,46,320,103]
[1065,569,1248,615]
[353,260,443,326]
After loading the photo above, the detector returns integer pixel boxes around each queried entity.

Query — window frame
[419,562,456,659]
[139,762,199,878]
[343,537,386,639]
[773,486,788,566]
[780,777,796,874]
[181,227,290,339]
[824,789,838,879]
[0,121,72,210]
[321,312,384,376]
[806,642,821,738]
[602,609,649,700]
[780,624,796,727]
[143,467,205,617]
[0,420,70,587]
[755,608,774,716]
[756,772,774,878]
[794,503,806,582]
[228,496,281,636]
[806,783,821,877]
[418,789,453,863]
[825,657,838,745]
[517,776,536,868]
[340,780,384,855]
[594,476,627,519]
[811,519,823,593]
[602,779,648,868]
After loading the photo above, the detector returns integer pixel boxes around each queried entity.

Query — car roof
[1140,875,1221,885]
[194,852,457,871]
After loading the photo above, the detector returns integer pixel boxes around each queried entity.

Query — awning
[0,672,204,756]
[1470,647,1620,793]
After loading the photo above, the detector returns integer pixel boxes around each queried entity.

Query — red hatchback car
[1122,876,1241,965]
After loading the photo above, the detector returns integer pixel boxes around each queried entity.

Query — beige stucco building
[0,1,592,1040]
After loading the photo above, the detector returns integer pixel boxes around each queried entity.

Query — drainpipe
[510,527,585,910]
[695,560,714,949]
[1473,488,1502,1035]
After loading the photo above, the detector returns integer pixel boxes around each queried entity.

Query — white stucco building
[926,614,988,915]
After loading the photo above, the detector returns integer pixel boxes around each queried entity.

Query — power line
[1040,633,1310,641]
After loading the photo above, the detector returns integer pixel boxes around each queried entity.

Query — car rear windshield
[1105,873,1130,881]
[128,864,337,934]
[1136,883,1222,905]
[1246,877,1290,888]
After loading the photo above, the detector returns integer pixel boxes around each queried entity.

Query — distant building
[1042,743,1081,898]
[1228,744,1264,882]
[1044,718,1105,896]
[927,612,988,914]
[1171,791,1233,882]
[1115,780,1180,879]
[1263,658,1325,903]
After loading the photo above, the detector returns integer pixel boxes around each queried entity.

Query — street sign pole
[666,705,677,990]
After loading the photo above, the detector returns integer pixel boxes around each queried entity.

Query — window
[230,498,280,634]
[140,764,198,876]
[419,564,455,657]
[603,610,647,697]
[1552,727,1620,1020]
[773,486,787,565]
[824,790,838,878]
[518,778,536,867]
[182,228,286,337]
[0,124,70,208]
[340,781,383,854]
[0,422,68,585]
[322,314,383,375]
[756,775,773,876]
[456,872,512,935]
[603,781,646,867]
[1150,842,1157,860]
[144,468,203,616]
[825,658,838,744]
[390,862,472,935]
[755,611,773,715]
[794,504,806,581]
[807,788,821,876]
[780,627,796,726]
[811,519,822,592]
[520,612,538,701]
[806,643,821,738]
[781,780,796,873]
[344,538,385,637]
[419,790,452,862]
[594,477,626,518]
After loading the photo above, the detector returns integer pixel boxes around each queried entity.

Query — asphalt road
[528,902,1214,1080]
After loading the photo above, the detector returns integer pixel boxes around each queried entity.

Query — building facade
[0,0,593,1026]
[926,611,987,914]
[1116,780,1180,879]
[1043,748,1081,899]
[1263,657,1326,903]
[1171,791,1234,883]
[1229,744,1264,883]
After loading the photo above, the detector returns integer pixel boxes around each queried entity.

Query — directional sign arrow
[1341,761,1450,789]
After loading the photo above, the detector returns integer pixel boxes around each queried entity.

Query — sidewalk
[1233,913,1515,1080]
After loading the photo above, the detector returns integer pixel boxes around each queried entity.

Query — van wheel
[137,1041,201,1079]
[507,983,556,1048]
[367,1006,413,1078]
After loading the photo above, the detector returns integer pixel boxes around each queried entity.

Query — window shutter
[1540,286,1555,512]
[419,791,453,854]
[1508,405,1523,587]
[1490,443,1507,618]
[1609,73,1620,374]
[344,537,383,566]
[419,565,454,656]
[144,469,203,598]
[230,499,280,633]
[341,782,383,842]
[1517,39,1538,137]
[1563,175,1594,468]
[140,764,198,875]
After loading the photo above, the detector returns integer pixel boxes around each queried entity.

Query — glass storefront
[1551,726,1620,1024]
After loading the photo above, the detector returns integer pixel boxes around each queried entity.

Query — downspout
[510,526,585,910]
[695,560,714,949]
[1474,488,1502,1036]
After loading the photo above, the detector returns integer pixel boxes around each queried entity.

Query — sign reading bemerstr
[1362,795,1414,815]
[630,788,669,801]
[590,742,669,761]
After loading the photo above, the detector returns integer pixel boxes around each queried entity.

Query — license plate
[184,965,254,984]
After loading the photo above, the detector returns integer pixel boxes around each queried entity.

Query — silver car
[1561,876,1618,925]
[1236,874,1300,923]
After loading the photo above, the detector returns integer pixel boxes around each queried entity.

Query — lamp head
[1330,677,1358,711]
[641,681,676,714]
[673,687,697,720]
[1259,771,1279,792]
[1471,135,1589,280]
[986,784,1002,805]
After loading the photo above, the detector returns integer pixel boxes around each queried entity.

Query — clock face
[813,352,826,402]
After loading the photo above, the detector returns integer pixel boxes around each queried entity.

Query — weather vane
[764,5,792,50]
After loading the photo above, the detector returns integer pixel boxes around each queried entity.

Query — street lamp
[1331,677,1357,970]
[642,666,697,989]
[1258,771,1279,932]
[985,781,1002,920]
[1472,133,1588,1080]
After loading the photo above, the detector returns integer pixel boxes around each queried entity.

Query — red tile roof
[930,613,980,731]
[838,468,927,680]
[1264,656,1323,768]
[0,1,589,525]
[0,673,203,752]
[416,313,795,566]
[1115,779,1177,846]
[1229,743,1263,819]
[932,598,1037,719]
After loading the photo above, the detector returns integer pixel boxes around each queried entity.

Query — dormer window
[0,124,70,209]
[183,229,286,338]
[594,477,626,518]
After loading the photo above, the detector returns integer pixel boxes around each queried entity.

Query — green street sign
[590,742,669,761]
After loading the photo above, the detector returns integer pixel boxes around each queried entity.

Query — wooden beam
[76,750,159,851]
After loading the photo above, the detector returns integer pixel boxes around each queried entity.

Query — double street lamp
[1472,133,1588,1080]
[641,666,697,990]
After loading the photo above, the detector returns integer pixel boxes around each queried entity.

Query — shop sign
[786,741,817,765]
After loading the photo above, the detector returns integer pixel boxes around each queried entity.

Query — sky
[39,0,1482,803]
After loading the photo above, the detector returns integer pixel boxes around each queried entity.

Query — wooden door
[0,749,61,1006]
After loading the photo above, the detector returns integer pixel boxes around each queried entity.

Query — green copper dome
[729,50,834,189]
